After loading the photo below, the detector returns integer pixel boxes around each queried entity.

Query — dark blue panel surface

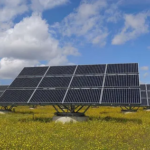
[29,89,66,103]
[0,90,34,103]
[10,78,41,88]
[64,89,101,104]
[39,77,71,88]
[46,66,76,75]
[106,63,138,74]
[75,64,106,75]
[70,76,104,87]
[19,67,48,76]
[102,89,140,104]
[104,75,139,87]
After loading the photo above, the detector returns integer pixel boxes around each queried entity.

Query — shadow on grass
[89,116,142,124]
[18,117,53,123]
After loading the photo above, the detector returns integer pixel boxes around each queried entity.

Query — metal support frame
[120,106,139,112]
[1,105,15,111]
[53,105,91,116]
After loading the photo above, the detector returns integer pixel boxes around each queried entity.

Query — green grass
[0,106,150,149]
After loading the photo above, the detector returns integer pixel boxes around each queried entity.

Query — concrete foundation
[52,116,89,123]
[0,110,12,114]
[121,111,136,114]
[144,109,150,112]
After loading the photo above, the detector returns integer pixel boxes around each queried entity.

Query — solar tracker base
[120,106,139,112]
[52,116,89,123]
[143,106,150,111]
[52,105,90,116]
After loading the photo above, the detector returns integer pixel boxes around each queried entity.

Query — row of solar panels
[0,88,140,105]
[140,84,150,106]
[18,63,138,76]
[0,63,140,106]
[9,75,139,88]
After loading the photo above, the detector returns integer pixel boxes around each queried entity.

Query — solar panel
[64,89,101,104]
[141,99,148,106]
[18,67,48,76]
[0,90,34,103]
[39,77,71,88]
[75,64,106,75]
[106,63,138,74]
[29,89,66,103]
[140,84,146,91]
[147,84,150,91]
[46,66,76,76]
[0,63,140,106]
[70,76,104,88]
[104,75,139,87]
[101,89,140,104]
[9,77,42,88]
[141,91,147,98]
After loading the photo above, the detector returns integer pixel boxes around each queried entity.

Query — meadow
[0,106,150,150]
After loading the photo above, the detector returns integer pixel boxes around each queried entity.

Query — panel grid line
[99,64,107,104]
[62,65,78,103]
[27,66,51,103]
[146,84,149,106]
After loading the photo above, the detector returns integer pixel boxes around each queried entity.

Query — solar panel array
[0,85,8,97]
[140,84,150,106]
[0,63,140,106]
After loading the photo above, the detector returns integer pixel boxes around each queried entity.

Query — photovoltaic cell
[102,89,140,104]
[141,91,146,98]
[104,75,139,87]
[29,89,66,103]
[75,64,106,75]
[70,76,104,88]
[106,63,138,74]
[46,66,76,75]
[10,78,42,88]
[18,67,48,76]
[141,99,148,106]
[147,92,150,97]
[39,77,71,88]
[0,90,34,103]
[147,84,150,91]
[140,84,146,91]
[64,89,101,104]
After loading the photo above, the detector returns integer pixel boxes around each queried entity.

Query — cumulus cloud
[0,14,79,79]
[141,66,149,71]
[31,0,69,12]
[112,12,150,45]
[0,58,38,79]
[53,0,108,46]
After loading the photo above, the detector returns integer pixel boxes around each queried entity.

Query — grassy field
[0,106,150,149]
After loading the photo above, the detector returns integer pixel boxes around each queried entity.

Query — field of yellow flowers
[0,106,150,149]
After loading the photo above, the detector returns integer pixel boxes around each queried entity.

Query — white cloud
[0,14,79,79]
[141,66,149,71]
[0,0,28,23]
[112,12,150,45]
[31,0,69,12]
[0,58,38,79]
[143,72,149,77]
[105,2,122,23]
[53,0,108,46]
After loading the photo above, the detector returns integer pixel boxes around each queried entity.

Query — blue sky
[0,0,150,85]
